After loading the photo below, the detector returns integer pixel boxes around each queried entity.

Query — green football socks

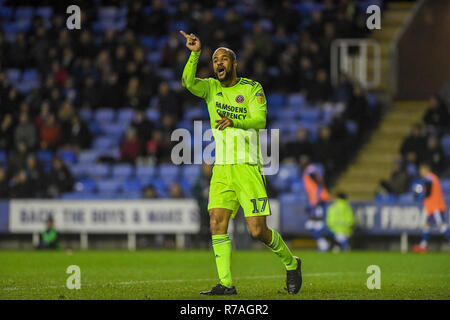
[212,234,233,288]
[266,229,298,271]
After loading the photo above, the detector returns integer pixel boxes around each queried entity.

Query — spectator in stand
[283,127,314,161]
[100,72,123,109]
[58,100,76,126]
[14,112,37,150]
[0,114,15,152]
[146,0,168,37]
[400,123,427,162]
[25,154,46,198]
[377,161,411,196]
[424,136,445,174]
[4,88,23,117]
[146,129,166,164]
[154,82,182,121]
[40,113,61,150]
[345,84,370,133]
[307,69,332,103]
[314,126,338,179]
[33,101,52,131]
[120,127,142,163]
[63,114,92,151]
[8,141,28,177]
[142,185,159,199]
[0,167,9,199]
[168,182,185,199]
[80,76,100,109]
[10,170,33,199]
[423,94,449,134]
[130,110,154,148]
[46,156,74,198]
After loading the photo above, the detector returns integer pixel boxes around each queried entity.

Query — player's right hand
[180,30,201,52]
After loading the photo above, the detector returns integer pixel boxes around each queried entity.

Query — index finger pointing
[179,30,188,38]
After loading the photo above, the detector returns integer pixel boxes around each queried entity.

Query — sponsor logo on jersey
[256,92,265,104]
[235,95,244,104]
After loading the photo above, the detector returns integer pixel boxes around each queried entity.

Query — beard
[216,68,233,83]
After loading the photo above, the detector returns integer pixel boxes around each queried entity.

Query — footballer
[180,30,302,295]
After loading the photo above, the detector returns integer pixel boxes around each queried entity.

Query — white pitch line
[1,272,349,292]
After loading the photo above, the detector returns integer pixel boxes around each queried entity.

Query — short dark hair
[213,47,236,62]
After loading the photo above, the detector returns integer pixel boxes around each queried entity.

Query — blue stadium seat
[36,150,53,165]
[0,6,13,19]
[122,178,142,193]
[88,121,102,136]
[149,178,167,198]
[287,94,306,108]
[398,193,415,203]
[136,165,156,180]
[69,163,89,178]
[266,94,285,110]
[182,165,201,182]
[122,192,142,199]
[74,178,97,194]
[98,148,120,161]
[97,179,122,194]
[441,179,450,193]
[86,164,110,180]
[35,7,53,20]
[57,150,77,164]
[169,21,187,32]
[15,7,34,20]
[117,109,135,124]
[184,108,204,121]
[0,151,7,165]
[92,136,117,151]
[148,51,162,65]
[441,134,450,157]
[146,108,160,123]
[272,164,300,191]
[95,108,115,123]
[178,178,193,198]
[22,69,38,81]
[290,178,304,193]
[6,69,21,84]
[112,163,134,180]
[141,36,156,49]
[299,108,321,122]
[80,108,92,122]
[374,193,397,203]
[159,164,180,183]
[346,120,359,135]
[100,123,126,138]
[61,192,87,200]
[98,7,118,21]
[78,150,98,163]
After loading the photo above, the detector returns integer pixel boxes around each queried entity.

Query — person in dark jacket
[46,156,74,197]
[423,94,449,132]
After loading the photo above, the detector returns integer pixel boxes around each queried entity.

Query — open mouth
[217,66,226,78]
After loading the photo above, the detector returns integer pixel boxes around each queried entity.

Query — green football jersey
[182,51,267,165]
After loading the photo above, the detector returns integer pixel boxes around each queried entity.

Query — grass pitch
[0,250,448,300]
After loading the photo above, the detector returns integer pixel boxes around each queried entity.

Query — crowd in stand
[377,93,450,198]
[0,0,379,199]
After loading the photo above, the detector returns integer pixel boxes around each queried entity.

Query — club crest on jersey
[256,92,265,104]
[235,95,244,104]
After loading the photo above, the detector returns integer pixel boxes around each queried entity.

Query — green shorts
[208,164,271,218]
